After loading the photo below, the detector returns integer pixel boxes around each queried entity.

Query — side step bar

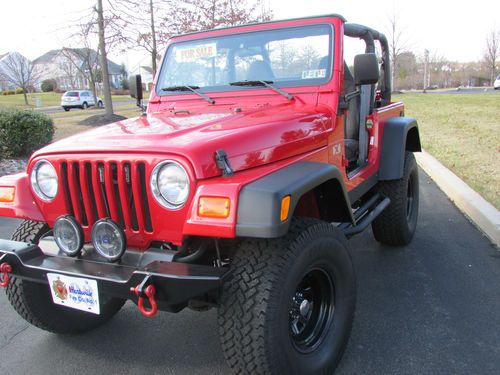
[339,193,391,237]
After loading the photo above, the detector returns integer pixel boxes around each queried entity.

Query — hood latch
[215,150,234,177]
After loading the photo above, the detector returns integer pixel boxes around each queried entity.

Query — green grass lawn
[393,93,500,209]
[0,92,131,108]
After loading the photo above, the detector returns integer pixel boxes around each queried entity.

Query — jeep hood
[34,103,332,179]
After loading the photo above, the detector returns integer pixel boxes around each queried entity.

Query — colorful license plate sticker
[176,42,217,62]
[47,273,100,315]
[302,69,326,79]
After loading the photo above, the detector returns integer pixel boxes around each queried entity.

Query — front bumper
[0,239,229,313]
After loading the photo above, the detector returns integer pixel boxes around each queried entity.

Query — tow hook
[130,276,158,317]
[0,262,12,287]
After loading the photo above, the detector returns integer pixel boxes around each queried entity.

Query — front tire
[97,100,104,108]
[6,220,125,334]
[218,219,356,375]
[372,151,419,246]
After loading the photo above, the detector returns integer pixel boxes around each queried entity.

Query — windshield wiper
[229,80,294,101]
[161,85,215,104]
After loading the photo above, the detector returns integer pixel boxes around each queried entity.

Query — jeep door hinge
[215,149,234,177]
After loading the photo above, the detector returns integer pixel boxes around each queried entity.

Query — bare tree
[112,0,171,77]
[484,27,500,85]
[61,19,102,104]
[96,0,114,116]
[0,52,40,105]
[58,58,78,89]
[386,7,409,90]
[64,1,127,117]
[164,0,273,35]
[61,47,100,104]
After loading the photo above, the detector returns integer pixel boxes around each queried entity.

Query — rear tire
[218,219,356,375]
[63,107,70,112]
[6,220,125,334]
[82,102,88,109]
[372,151,419,246]
[98,100,104,108]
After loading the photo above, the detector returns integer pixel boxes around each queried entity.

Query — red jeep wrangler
[0,14,420,374]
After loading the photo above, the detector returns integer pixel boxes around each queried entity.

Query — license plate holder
[46,273,100,315]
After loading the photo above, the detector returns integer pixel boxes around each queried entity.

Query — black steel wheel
[219,218,356,375]
[289,268,335,353]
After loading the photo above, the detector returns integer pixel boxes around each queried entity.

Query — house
[33,48,125,91]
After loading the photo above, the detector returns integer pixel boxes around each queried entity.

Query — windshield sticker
[302,69,326,79]
[176,43,217,62]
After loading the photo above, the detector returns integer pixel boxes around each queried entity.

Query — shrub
[15,88,25,94]
[0,109,54,158]
[2,90,15,95]
[41,79,57,92]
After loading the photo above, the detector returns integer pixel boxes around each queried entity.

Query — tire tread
[218,219,353,374]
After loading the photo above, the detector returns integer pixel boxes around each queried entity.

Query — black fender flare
[379,117,421,180]
[235,161,354,238]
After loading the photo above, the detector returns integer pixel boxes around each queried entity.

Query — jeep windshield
[157,24,333,95]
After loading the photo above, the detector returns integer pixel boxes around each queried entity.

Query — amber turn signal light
[280,195,291,222]
[0,187,15,203]
[198,197,230,218]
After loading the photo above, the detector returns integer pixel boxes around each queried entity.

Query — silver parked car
[61,90,104,111]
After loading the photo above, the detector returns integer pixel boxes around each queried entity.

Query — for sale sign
[176,43,217,63]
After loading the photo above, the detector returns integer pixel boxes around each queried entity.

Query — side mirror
[353,53,379,86]
[129,74,143,104]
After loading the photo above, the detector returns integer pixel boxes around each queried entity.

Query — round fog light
[53,216,83,257]
[91,219,126,262]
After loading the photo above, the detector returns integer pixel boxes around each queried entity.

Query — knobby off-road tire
[218,219,356,375]
[6,220,125,334]
[372,151,419,246]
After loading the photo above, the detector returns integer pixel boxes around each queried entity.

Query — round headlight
[53,216,83,257]
[150,161,190,209]
[91,218,126,262]
[30,160,58,201]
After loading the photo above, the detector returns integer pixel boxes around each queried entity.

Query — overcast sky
[1,0,499,66]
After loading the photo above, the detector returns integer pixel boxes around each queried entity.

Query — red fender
[0,173,44,221]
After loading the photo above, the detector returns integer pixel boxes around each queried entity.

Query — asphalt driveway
[0,170,498,374]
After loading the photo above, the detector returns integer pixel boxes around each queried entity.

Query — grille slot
[62,160,153,233]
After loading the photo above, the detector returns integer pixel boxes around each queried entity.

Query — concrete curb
[415,151,500,247]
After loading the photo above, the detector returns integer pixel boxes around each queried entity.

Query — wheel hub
[288,268,335,353]
[299,299,311,317]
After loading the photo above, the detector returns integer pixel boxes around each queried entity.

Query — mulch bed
[0,159,27,177]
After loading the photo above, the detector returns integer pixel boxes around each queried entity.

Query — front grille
[61,160,153,233]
